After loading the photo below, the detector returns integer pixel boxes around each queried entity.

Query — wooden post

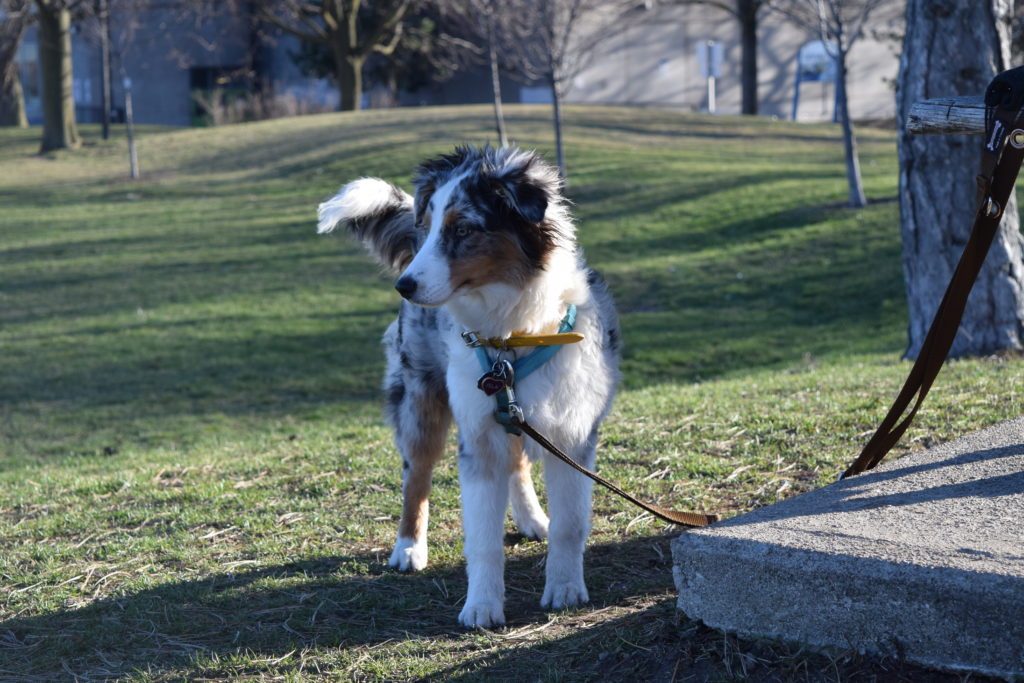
[905,95,985,135]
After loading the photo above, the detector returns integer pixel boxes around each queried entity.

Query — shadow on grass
[1,530,987,681]
[724,443,1024,527]
[0,534,680,679]
[569,116,847,146]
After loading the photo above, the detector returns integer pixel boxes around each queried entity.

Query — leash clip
[506,402,525,425]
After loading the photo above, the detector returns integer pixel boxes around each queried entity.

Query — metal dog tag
[476,359,516,397]
[477,373,506,396]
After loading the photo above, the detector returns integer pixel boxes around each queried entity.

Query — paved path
[672,417,1024,678]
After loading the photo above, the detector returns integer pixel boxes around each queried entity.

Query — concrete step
[672,417,1024,679]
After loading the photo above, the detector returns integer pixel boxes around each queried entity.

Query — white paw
[388,536,427,572]
[513,510,549,541]
[541,580,589,610]
[458,600,506,629]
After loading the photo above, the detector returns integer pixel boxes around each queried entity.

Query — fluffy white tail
[318,178,418,272]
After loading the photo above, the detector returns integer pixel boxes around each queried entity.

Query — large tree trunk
[37,1,80,152]
[333,45,363,111]
[897,0,1024,359]
[737,0,758,116]
[835,49,866,208]
[0,7,29,128]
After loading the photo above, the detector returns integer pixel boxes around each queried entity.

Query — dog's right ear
[491,176,548,224]
[317,178,418,272]
[487,150,560,224]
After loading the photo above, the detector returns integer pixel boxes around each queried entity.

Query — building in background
[15,5,336,128]
[13,3,902,127]
[566,3,902,122]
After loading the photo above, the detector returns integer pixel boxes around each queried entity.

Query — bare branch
[257,0,333,42]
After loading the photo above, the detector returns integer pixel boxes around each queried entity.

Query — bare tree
[255,0,413,111]
[773,0,890,207]
[0,0,31,127]
[75,0,147,140]
[495,0,637,178]
[482,3,507,145]
[898,0,1024,359]
[434,0,507,145]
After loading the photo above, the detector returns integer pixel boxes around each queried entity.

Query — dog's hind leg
[386,363,451,572]
[508,445,548,540]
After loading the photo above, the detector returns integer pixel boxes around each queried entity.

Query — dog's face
[395,147,564,307]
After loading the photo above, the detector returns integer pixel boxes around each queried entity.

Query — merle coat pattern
[318,146,620,628]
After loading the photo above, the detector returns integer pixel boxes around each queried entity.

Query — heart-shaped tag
[477,375,506,396]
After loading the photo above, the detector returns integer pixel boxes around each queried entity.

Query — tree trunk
[737,0,758,116]
[99,0,112,140]
[0,9,29,128]
[835,49,866,208]
[487,11,508,147]
[0,71,27,127]
[334,47,363,111]
[550,76,566,180]
[897,0,1024,359]
[37,1,80,152]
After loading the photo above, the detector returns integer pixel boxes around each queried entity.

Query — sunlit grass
[0,106,1016,680]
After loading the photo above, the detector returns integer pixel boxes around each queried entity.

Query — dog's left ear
[491,175,548,224]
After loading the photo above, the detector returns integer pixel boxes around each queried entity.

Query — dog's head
[394,146,570,307]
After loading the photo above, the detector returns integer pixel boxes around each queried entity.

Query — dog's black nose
[395,276,418,300]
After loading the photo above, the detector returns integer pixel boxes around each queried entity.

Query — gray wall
[567,4,903,121]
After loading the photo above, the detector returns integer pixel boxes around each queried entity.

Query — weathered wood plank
[906,95,985,135]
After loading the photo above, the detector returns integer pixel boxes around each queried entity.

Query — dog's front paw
[541,580,589,610]
[458,600,505,629]
[388,536,427,572]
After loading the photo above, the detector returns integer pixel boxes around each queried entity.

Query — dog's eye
[455,225,470,237]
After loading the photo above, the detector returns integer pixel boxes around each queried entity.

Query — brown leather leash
[470,312,717,527]
[841,66,1024,479]
[482,68,1024,523]
[517,420,718,527]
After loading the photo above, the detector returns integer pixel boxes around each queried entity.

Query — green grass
[0,106,1017,681]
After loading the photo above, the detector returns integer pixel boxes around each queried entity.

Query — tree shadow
[3,524,997,680]
[720,442,1024,530]
[0,534,679,679]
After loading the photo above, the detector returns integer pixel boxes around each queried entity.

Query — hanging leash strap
[467,305,718,528]
[516,420,718,527]
[841,66,1024,480]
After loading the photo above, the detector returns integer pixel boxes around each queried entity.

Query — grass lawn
[1,105,1018,681]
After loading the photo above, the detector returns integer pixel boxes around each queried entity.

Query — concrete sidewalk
[672,417,1024,679]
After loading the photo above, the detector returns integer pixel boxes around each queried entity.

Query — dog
[317,146,620,628]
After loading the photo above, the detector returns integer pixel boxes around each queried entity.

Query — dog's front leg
[540,438,595,610]
[457,435,509,629]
